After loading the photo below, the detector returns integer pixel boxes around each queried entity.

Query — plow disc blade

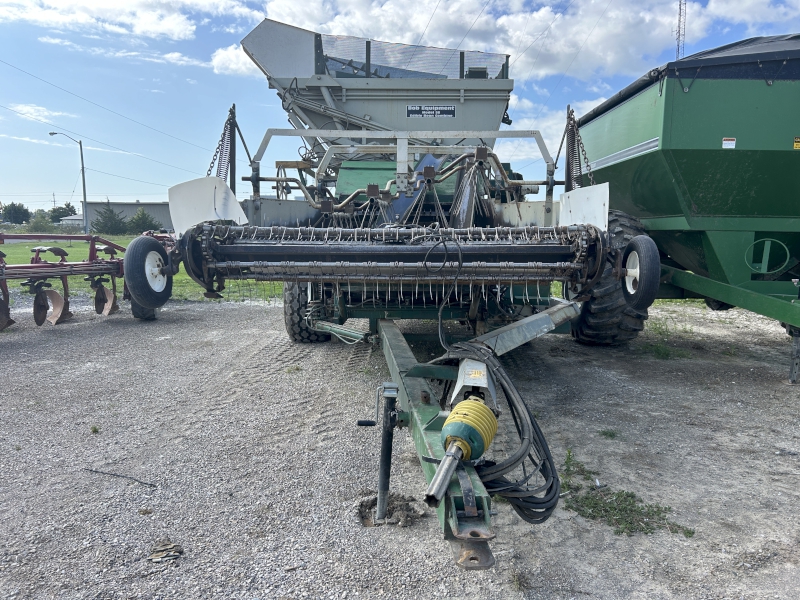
[33,291,49,326]
[44,290,73,325]
[94,285,119,316]
[0,298,14,331]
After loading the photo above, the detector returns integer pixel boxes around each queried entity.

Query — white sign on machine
[168,177,248,236]
[558,182,609,231]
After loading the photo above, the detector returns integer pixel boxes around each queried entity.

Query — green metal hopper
[577,35,800,328]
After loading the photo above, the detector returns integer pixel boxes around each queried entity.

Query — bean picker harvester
[122,20,661,568]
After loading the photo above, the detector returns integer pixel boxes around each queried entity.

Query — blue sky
[1,0,798,213]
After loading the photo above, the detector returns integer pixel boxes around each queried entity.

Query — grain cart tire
[620,235,660,311]
[130,298,157,321]
[124,236,172,309]
[283,282,331,343]
[705,298,734,311]
[571,211,648,346]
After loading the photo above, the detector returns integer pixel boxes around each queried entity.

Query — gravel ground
[1,298,798,599]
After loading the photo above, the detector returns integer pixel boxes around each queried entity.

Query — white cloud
[0,133,65,145]
[262,0,800,82]
[36,35,211,68]
[0,1,263,41]
[211,43,262,77]
[186,78,197,84]
[9,103,77,122]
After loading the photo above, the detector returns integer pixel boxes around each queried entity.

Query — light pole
[49,132,88,233]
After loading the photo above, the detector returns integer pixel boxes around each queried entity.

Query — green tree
[26,209,58,233]
[49,202,77,223]
[2,202,31,224]
[90,201,128,235]
[127,207,163,234]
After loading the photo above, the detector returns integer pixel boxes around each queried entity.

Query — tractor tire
[571,210,649,346]
[283,282,330,343]
[124,236,172,309]
[131,298,157,321]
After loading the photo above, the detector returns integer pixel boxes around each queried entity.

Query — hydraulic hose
[429,342,560,524]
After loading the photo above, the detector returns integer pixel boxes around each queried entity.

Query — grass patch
[561,451,694,538]
[90,425,100,434]
[285,365,302,373]
[642,342,691,360]
[599,429,618,439]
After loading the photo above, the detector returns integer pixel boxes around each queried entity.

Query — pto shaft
[424,441,463,508]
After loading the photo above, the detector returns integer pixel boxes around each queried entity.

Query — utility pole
[676,0,686,60]
[52,193,56,209]
[78,140,87,233]
[49,132,88,233]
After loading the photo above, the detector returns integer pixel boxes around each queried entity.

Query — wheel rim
[145,251,167,293]
[625,251,640,295]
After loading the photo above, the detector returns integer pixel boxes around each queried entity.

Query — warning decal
[407,105,456,118]
[722,137,736,149]
[794,136,800,149]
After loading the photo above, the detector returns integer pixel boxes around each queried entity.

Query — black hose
[429,341,560,524]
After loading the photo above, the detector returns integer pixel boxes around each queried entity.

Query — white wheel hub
[144,251,167,293]
[625,251,640,295]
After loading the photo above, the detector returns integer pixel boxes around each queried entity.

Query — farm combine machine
[121,19,661,568]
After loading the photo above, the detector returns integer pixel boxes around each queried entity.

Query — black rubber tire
[124,236,172,310]
[705,298,734,311]
[131,298,157,321]
[620,235,661,311]
[283,282,330,343]
[571,211,649,346]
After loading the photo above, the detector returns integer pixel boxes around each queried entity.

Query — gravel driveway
[1,299,798,599]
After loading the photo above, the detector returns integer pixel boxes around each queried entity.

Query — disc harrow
[0,233,126,331]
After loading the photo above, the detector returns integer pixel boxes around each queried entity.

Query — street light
[49,131,88,233]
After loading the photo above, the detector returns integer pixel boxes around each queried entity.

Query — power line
[439,0,493,75]
[510,0,578,67]
[85,168,171,187]
[0,58,212,153]
[0,103,202,176]
[405,0,443,68]
[508,0,614,160]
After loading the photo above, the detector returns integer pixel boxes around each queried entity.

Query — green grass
[599,429,618,439]
[1,235,283,303]
[560,451,694,537]
[90,425,100,434]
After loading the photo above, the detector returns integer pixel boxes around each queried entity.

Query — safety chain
[567,107,595,186]
[206,116,232,177]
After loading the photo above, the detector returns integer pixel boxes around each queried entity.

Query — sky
[1,0,799,213]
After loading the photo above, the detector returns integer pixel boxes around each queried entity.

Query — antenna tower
[676,0,686,60]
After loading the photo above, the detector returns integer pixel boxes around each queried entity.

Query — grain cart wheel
[283,282,331,343]
[571,211,649,346]
[124,236,172,310]
[705,298,734,311]
[620,235,660,311]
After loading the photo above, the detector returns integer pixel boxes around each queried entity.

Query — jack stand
[376,383,399,520]
[357,383,399,523]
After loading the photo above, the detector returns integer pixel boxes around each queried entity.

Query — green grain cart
[574,35,800,377]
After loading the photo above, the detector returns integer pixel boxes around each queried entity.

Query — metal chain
[568,108,595,186]
[206,116,231,177]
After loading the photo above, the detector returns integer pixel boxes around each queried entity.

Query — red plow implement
[0,234,126,331]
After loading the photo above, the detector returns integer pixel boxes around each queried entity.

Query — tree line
[0,201,162,235]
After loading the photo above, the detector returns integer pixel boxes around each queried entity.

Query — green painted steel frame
[662,265,800,326]
[377,319,494,539]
